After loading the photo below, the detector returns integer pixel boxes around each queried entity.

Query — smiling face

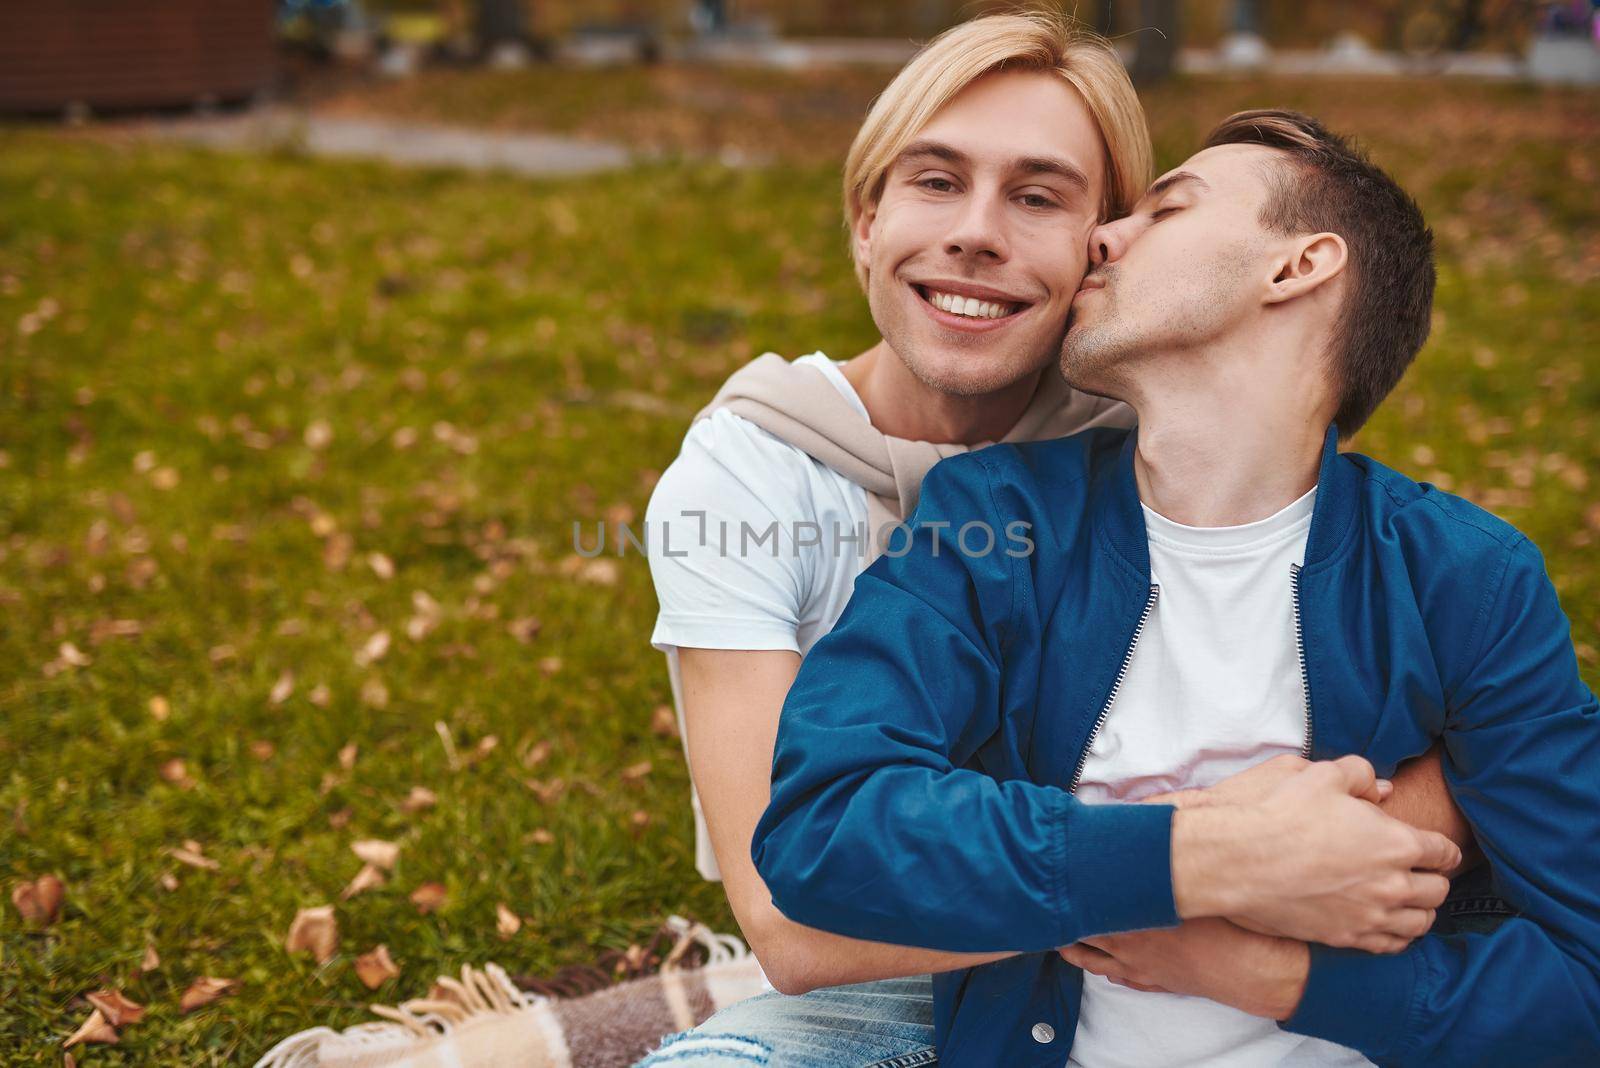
[1061,143,1284,398]
[853,69,1107,397]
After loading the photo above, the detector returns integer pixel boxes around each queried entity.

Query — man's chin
[897,349,1037,399]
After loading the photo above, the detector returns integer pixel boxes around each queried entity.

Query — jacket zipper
[1069,583,1160,794]
[1290,562,1314,759]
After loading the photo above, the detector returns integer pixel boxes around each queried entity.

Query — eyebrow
[897,139,1091,194]
[1144,170,1210,200]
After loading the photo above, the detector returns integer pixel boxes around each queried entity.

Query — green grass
[2,72,1598,1062]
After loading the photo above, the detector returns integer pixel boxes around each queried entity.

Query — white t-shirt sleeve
[646,409,826,653]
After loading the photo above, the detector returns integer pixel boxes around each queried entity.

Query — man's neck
[1128,359,1328,529]
[841,340,1043,445]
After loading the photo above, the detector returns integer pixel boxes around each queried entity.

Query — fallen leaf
[337,743,358,771]
[620,760,652,783]
[528,828,554,845]
[269,671,295,705]
[537,656,563,676]
[507,617,542,644]
[520,739,551,768]
[11,874,65,925]
[139,945,161,973]
[304,420,333,450]
[368,552,395,580]
[409,882,448,914]
[360,677,389,708]
[309,683,332,708]
[577,559,619,586]
[63,1008,117,1048]
[150,466,180,491]
[167,844,219,871]
[180,976,237,1014]
[85,989,145,1028]
[651,705,679,739]
[58,641,91,667]
[496,902,521,939]
[340,863,386,900]
[148,695,171,721]
[354,630,390,666]
[399,786,436,813]
[159,872,179,892]
[158,758,196,790]
[523,778,565,804]
[350,839,399,871]
[285,905,339,963]
[249,740,276,761]
[629,810,651,831]
[354,944,399,989]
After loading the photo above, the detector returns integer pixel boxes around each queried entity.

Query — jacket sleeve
[750,451,1178,954]
[1285,536,1600,1066]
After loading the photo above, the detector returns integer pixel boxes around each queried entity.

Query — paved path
[148,107,635,177]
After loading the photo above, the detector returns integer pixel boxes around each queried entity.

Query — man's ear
[1265,232,1347,305]
[852,198,878,267]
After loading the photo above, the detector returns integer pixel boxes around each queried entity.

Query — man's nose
[1087,220,1122,267]
[943,190,1009,262]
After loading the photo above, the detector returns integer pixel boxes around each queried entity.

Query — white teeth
[924,288,1016,320]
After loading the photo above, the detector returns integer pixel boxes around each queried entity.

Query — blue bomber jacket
[751,425,1600,1067]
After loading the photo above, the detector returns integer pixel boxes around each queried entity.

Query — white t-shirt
[1068,485,1371,1068]
[646,352,870,881]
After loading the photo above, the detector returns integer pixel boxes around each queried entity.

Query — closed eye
[1150,206,1180,221]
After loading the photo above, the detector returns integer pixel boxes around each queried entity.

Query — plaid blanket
[255,917,768,1068]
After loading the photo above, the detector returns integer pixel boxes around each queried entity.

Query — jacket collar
[1094,423,1356,578]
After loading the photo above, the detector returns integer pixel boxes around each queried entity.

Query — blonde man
[638,14,1465,1068]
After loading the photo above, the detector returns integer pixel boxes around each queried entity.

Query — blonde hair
[842,11,1152,288]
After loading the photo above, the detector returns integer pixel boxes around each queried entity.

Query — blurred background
[2,1,1597,1063]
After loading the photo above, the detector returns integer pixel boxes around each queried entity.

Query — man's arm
[1279,538,1600,1065]
[752,452,1458,956]
[677,646,1017,994]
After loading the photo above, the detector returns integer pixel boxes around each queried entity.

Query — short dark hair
[1204,109,1435,436]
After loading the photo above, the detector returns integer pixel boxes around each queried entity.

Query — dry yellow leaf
[285,905,339,964]
[354,630,390,666]
[167,844,219,871]
[148,695,171,721]
[409,882,448,914]
[63,1009,117,1048]
[351,839,399,871]
[496,902,522,939]
[179,976,237,1014]
[269,671,295,706]
[354,944,400,989]
[11,874,64,925]
[399,786,437,813]
[85,989,145,1028]
[340,863,386,900]
[651,705,679,739]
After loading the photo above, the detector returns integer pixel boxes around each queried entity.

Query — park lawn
[2,72,1598,1062]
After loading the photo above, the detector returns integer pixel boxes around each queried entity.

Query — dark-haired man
[754,110,1600,1066]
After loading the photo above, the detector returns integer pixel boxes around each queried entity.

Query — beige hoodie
[695,351,1134,561]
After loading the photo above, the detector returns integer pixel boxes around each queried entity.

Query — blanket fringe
[254,915,750,1068]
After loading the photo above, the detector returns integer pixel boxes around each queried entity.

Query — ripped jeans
[633,974,937,1068]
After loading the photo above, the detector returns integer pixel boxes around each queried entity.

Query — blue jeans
[633,975,938,1067]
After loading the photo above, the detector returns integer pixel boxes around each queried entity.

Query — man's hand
[1146,753,1389,810]
[1059,919,1309,1020]
[1171,755,1459,953]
